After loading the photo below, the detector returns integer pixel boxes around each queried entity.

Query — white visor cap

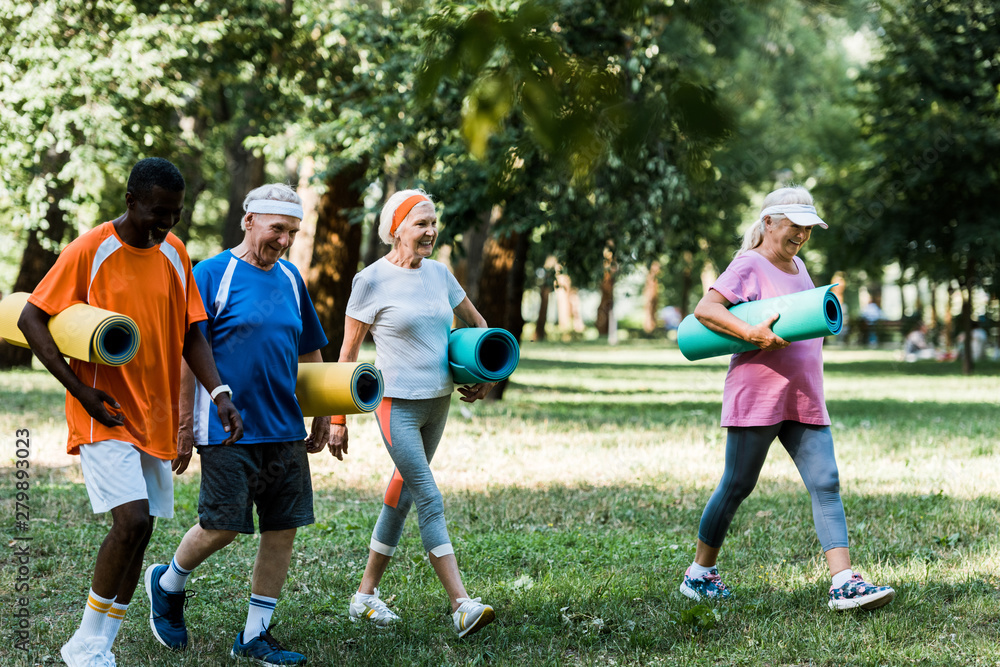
[760,204,828,229]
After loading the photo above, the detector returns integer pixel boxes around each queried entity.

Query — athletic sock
[77,589,115,638]
[353,591,376,603]
[102,602,128,652]
[831,569,854,589]
[243,594,277,642]
[688,561,716,578]
[158,556,193,593]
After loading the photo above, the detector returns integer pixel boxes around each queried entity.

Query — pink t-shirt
[710,250,830,428]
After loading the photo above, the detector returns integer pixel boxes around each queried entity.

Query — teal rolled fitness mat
[677,284,843,361]
[448,327,521,384]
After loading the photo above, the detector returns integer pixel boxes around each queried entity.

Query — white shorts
[79,440,174,518]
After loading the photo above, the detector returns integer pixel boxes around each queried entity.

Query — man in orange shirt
[18,157,243,667]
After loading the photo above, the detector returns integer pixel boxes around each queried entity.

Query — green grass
[2,343,1000,666]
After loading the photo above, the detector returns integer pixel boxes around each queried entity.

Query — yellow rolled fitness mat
[295,362,385,417]
[0,292,141,366]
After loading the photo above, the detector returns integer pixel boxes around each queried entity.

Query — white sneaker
[453,597,495,638]
[60,634,113,667]
[348,588,401,627]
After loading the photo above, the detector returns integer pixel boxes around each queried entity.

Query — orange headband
[390,195,432,237]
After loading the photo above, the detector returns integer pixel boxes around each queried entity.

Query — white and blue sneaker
[679,566,732,601]
[828,573,895,611]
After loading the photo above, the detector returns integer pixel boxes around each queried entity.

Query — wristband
[210,384,232,401]
[331,415,346,426]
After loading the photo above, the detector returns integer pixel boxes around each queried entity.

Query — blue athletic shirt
[192,251,328,445]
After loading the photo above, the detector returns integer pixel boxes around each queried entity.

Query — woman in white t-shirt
[332,189,496,638]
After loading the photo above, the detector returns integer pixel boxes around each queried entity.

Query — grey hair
[378,188,435,245]
[736,186,814,256]
[241,183,302,231]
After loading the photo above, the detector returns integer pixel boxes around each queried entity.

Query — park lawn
[2,342,1000,666]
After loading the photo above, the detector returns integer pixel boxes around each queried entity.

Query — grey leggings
[369,395,453,557]
[698,422,849,552]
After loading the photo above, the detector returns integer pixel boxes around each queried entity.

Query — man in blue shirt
[143,184,339,666]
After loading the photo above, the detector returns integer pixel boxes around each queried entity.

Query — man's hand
[305,416,330,454]
[215,395,243,446]
[329,424,348,461]
[173,425,194,474]
[77,387,125,427]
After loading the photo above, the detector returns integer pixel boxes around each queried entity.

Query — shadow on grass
[514,356,723,375]
[824,358,1000,377]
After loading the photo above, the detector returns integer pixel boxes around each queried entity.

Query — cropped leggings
[698,421,849,552]
[369,395,454,558]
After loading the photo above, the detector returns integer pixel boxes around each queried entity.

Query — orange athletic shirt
[28,221,207,460]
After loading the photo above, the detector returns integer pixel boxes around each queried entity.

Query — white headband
[245,200,304,220]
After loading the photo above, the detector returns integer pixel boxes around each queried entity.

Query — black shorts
[197,440,314,534]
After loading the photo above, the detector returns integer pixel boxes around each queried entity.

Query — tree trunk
[306,161,367,360]
[473,214,528,400]
[535,284,550,342]
[679,251,695,319]
[221,124,266,249]
[174,110,209,245]
[944,283,955,348]
[363,166,396,268]
[596,270,615,337]
[960,262,975,375]
[643,260,661,334]
[596,245,616,338]
[452,207,494,302]
[0,157,72,369]
[289,157,318,278]
[533,256,557,342]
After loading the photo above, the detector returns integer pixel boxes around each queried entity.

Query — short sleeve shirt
[345,258,466,399]
[710,250,830,428]
[191,252,328,446]
[28,222,207,459]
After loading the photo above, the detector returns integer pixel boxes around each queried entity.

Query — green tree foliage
[833,0,1000,370]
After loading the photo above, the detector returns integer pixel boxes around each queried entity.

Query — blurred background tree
[1,0,996,376]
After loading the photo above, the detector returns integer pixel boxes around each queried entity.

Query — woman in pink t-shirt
[678,187,895,611]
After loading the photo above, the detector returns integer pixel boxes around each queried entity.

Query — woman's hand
[305,416,330,454]
[329,424,349,461]
[746,313,790,351]
[458,382,495,403]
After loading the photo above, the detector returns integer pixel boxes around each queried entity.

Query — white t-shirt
[346,257,467,399]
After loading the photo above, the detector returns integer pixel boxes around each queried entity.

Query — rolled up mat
[295,362,384,417]
[677,284,843,361]
[448,327,520,384]
[0,291,140,366]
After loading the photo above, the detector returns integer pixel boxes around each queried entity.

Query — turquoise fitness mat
[677,284,843,361]
[448,327,521,384]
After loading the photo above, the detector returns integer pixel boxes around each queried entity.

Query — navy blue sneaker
[231,627,307,666]
[144,563,192,649]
